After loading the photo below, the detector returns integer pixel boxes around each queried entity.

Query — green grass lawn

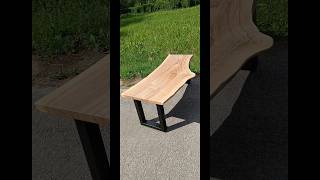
[32,0,109,56]
[120,6,200,79]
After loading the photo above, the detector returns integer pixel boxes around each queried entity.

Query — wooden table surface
[210,0,273,97]
[35,55,110,126]
[121,54,195,105]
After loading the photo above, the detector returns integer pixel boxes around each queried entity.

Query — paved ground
[32,40,287,180]
[32,87,110,180]
[210,72,249,180]
[210,40,288,179]
[210,71,249,136]
[120,77,200,180]
[32,78,200,180]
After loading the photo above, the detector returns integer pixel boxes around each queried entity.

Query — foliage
[256,0,288,38]
[121,0,200,14]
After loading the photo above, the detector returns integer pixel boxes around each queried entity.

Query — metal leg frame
[75,120,110,180]
[134,100,167,132]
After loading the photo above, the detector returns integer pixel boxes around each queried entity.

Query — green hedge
[123,0,200,14]
[128,3,154,14]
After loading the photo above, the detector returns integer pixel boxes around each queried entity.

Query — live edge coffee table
[122,54,195,132]
[35,55,110,180]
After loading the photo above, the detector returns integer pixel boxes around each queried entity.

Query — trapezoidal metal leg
[133,100,167,132]
[134,100,146,124]
[156,104,167,132]
[75,120,110,180]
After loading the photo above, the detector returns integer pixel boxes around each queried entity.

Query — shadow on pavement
[147,77,200,132]
[210,41,288,179]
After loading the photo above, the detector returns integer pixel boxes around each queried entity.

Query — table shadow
[210,41,288,179]
[147,77,200,132]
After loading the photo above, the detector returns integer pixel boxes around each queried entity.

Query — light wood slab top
[35,55,110,126]
[121,54,195,105]
[210,0,273,96]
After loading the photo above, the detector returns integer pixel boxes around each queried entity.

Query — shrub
[181,0,190,8]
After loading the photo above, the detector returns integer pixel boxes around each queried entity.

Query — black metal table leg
[134,100,146,124]
[75,120,110,180]
[156,105,167,132]
[133,100,168,132]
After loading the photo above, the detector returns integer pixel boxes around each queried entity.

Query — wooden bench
[35,55,110,180]
[210,0,273,97]
[121,54,195,132]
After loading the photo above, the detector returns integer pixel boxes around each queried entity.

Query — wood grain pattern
[210,0,273,96]
[35,55,110,126]
[121,54,195,105]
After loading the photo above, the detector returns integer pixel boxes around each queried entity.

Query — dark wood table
[35,55,110,180]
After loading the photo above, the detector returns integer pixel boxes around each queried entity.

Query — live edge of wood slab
[210,0,273,97]
[121,54,195,105]
[35,55,110,126]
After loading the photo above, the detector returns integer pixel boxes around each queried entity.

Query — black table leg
[156,105,167,132]
[75,120,110,180]
[134,100,168,132]
[134,100,147,124]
